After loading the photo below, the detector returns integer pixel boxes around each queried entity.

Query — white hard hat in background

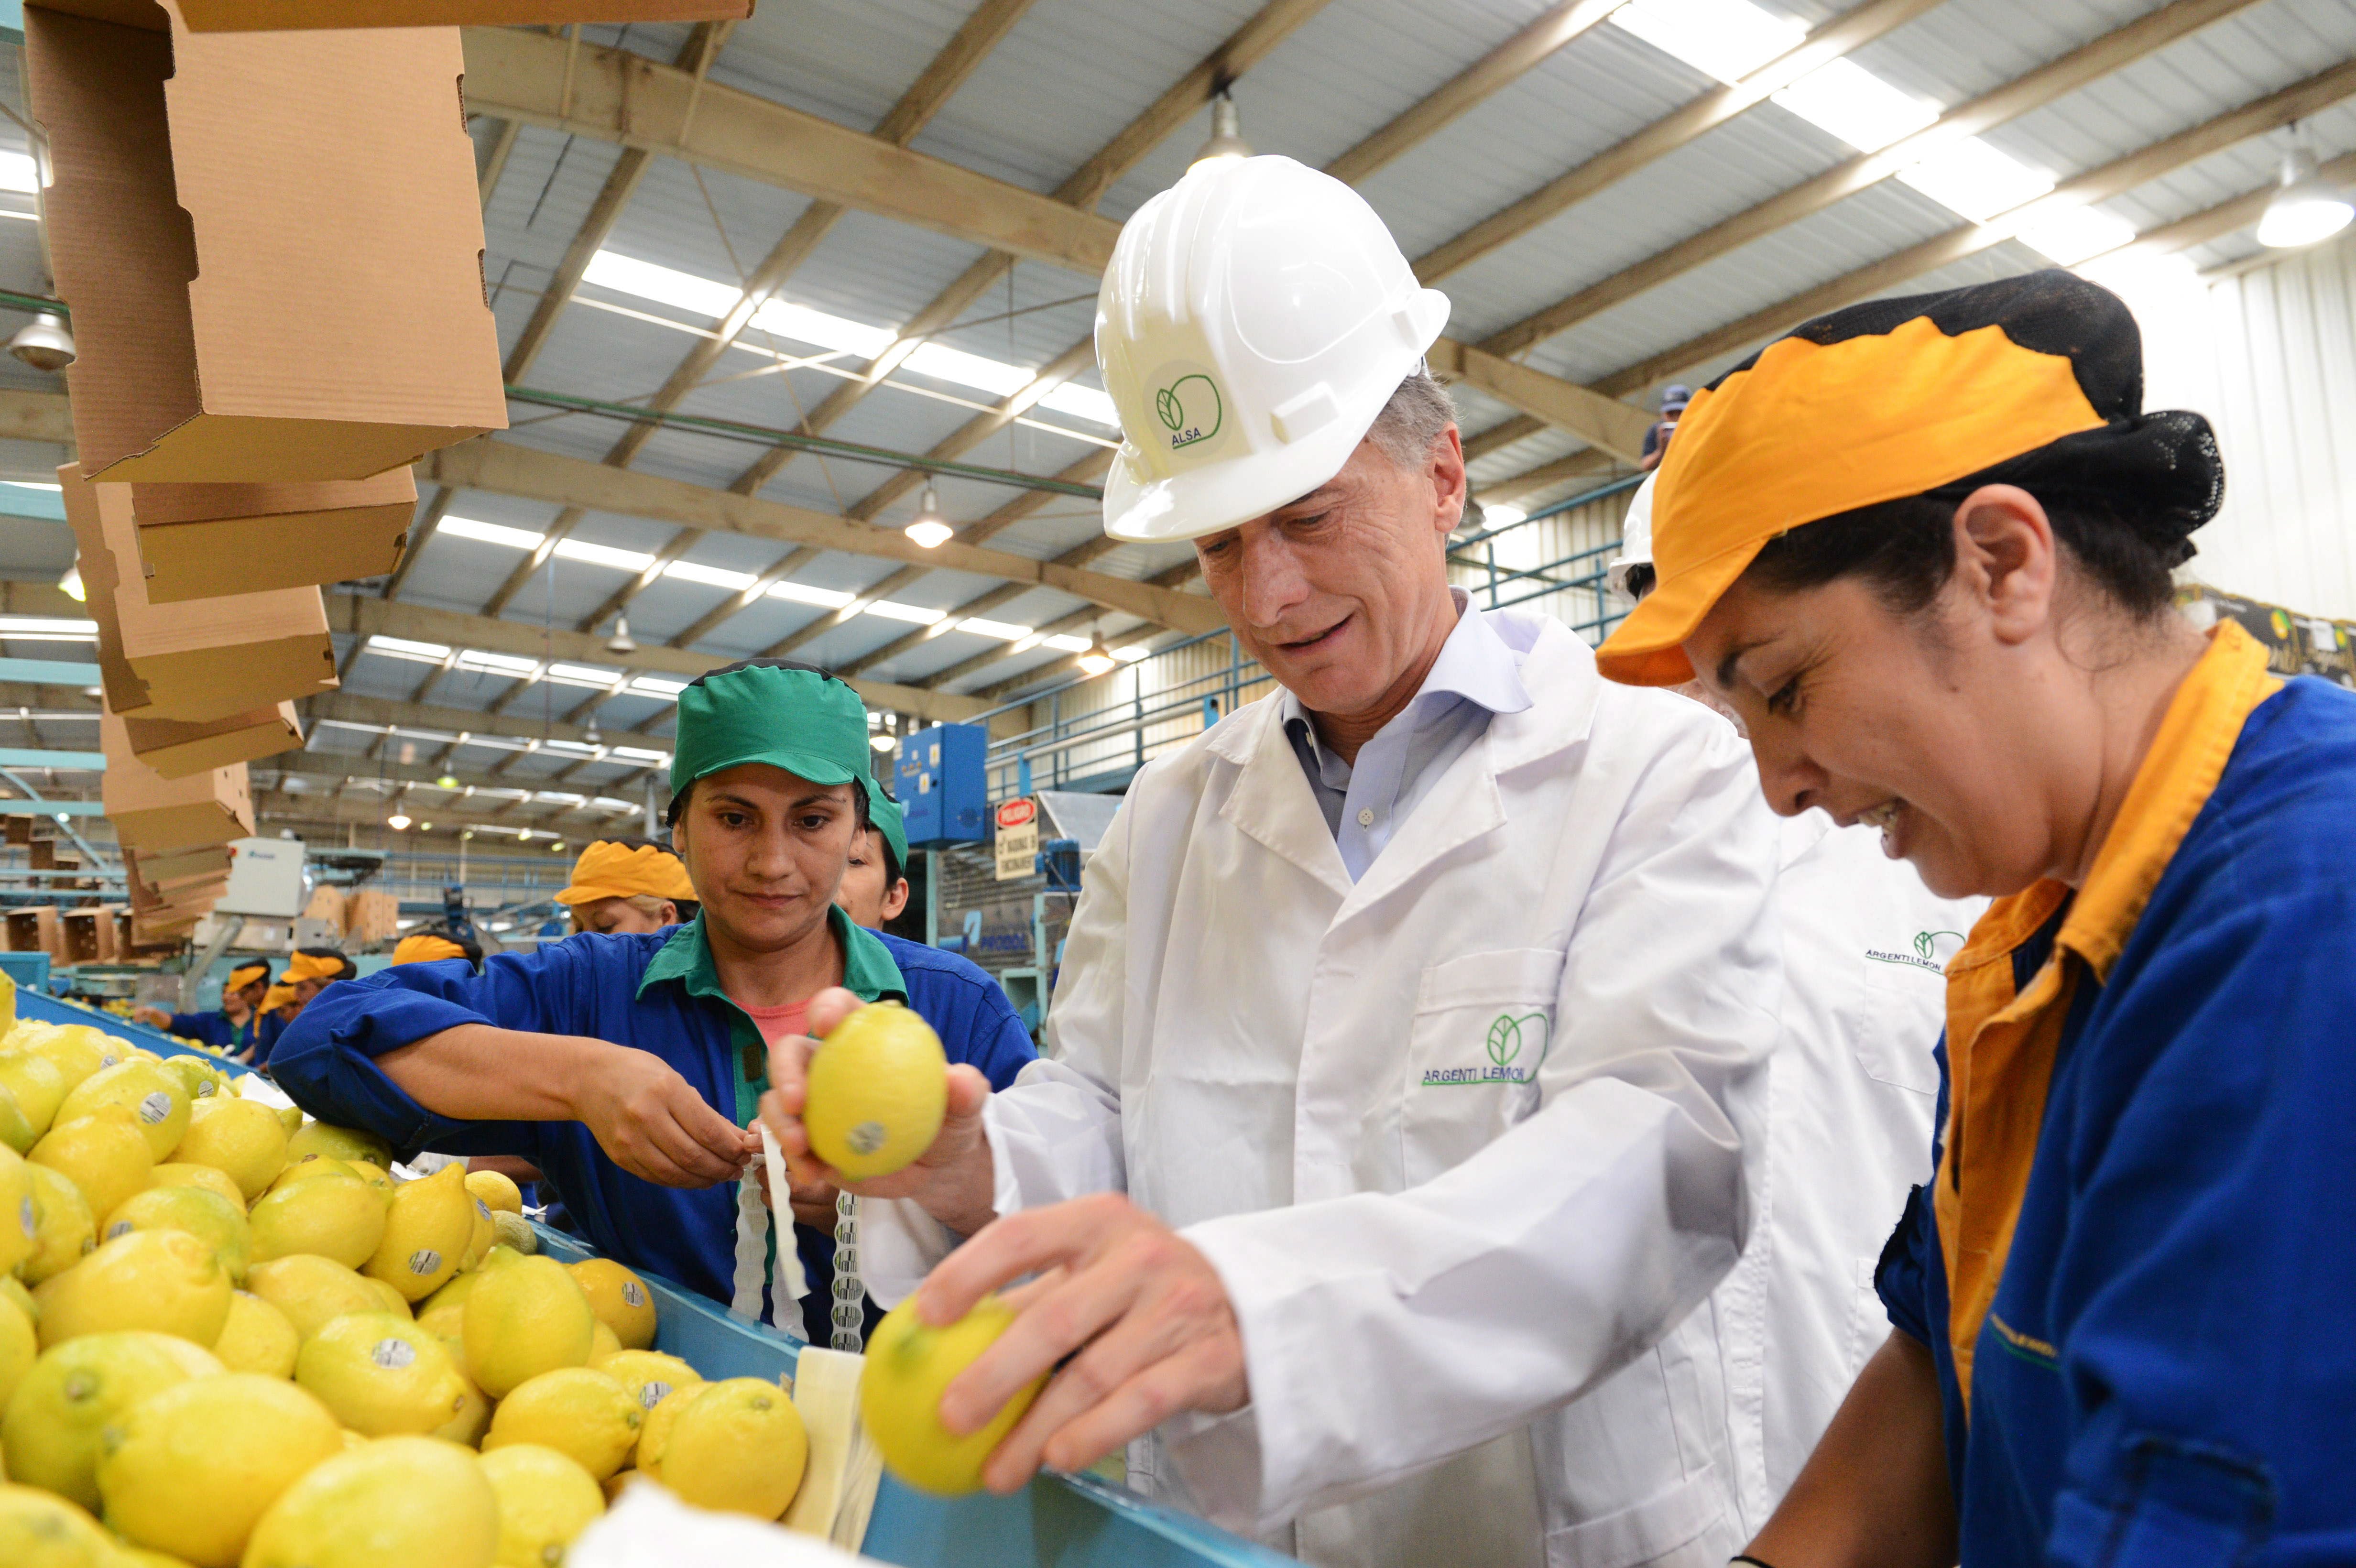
[1095,155,1452,544]
[1604,473,1657,604]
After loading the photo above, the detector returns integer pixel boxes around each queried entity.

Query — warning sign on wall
[993,797,1038,882]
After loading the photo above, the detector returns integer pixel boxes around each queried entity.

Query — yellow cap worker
[132,957,272,1055]
[390,928,481,968]
[253,947,356,1068]
[553,839,697,936]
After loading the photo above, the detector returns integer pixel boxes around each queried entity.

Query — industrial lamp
[1077,632,1117,677]
[1190,93,1252,173]
[8,312,73,372]
[904,483,953,549]
[605,615,637,655]
[2257,138,2352,249]
[387,813,411,830]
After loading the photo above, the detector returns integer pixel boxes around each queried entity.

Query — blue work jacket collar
[636,905,907,1007]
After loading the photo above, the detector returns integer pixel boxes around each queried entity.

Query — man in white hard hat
[768,156,1784,1568]
[1606,474,1986,1535]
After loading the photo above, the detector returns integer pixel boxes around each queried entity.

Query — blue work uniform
[270,907,1035,1340]
[1877,634,2356,1563]
[157,1011,254,1053]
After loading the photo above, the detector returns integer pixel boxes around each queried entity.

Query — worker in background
[1638,383,1691,472]
[554,838,698,936]
[269,662,1035,1346]
[1609,472,1987,1531]
[836,790,911,931]
[389,926,482,969]
[771,155,1783,1568]
[1600,271,2356,1564]
[251,947,355,1067]
[132,957,271,1053]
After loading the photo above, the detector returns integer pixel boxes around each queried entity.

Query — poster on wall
[2179,587,2356,689]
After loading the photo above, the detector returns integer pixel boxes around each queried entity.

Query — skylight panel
[1898,139,2053,222]
[768,582,857,609]
[583,250,740,319]
[455,649,541,677]
[438,515,545,551]
[542,664,623,689]
[1609,0,1803,84]
[630,676,690,697]
[611,746,671,762]
[0,153,36,195]
[552,538,656,574]
[0,616,98,640]
[865,601,948,624]
[1036,383,1121,427]
[1771,59,1937,152]
[364,635,450,662]
[2015,207,2138,265]
[1043,633,1093,653]
[663,560,758,591]
[903,342,1035,398]
[957,618,1033,641]
[748,298,895,358]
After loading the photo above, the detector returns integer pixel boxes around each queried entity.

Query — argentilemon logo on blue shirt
[1423,1011,1549,1087]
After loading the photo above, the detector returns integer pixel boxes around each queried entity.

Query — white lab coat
[867,614,1785,1568]
[1712,812,1986,1532]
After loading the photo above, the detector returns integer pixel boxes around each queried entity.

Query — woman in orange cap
[251,947,357,1067]
[1597,271,2356,1564]
[552,838,697,936]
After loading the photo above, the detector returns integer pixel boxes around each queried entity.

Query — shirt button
[1356,808,1374,828]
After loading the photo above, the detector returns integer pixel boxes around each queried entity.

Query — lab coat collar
[1276,590,1533,776]
[636,905,906,1006]
[1211,699,1355,899]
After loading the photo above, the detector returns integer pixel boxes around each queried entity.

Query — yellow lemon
[655,1377,808,1520]
[26,1025,123,1096]
[261,1157,353,1198]
[566,1258,657,1352]
[167,1099,285,1202]
[247,1171,385,1272]
[0,1331,224,1507]
[0,1483,115,1568]
[243,1255,382,1340]
[482,1365,642,1479]
[463,1169,522,1215]
[147,1162,246,1209]
[462,1254,594,1399]
[589,1318,621,1361]
[0,1049,67,1140]
[803,1002,948,1180]
[94,1373,343,1568]
[0,1289,33,1409]
[100,1185,250,1285]
[294,1312,470,1437]
[159,1055,222,1109]
[21,1164,93,1285]
[211,1291,300,1379]
[282,1122,391,1172]
[33,1229,231,1351]
[632,1382,691,1478]
[242,1435,498,1568]
[30,1107,154,1226]
[340,1160,395,1211]
[491,1210,537,1253]
[460,1195,494,1272]
[0,1082,34,1156]
[119,1547,199,1568]
[2,1267,38,1322]
[0,1142,35,1277]
[477,1443,604,1568]
[362,1165,472,1303]
[361,1277,412,1318]
[274,1107,304,1136]
[861,1293,1047,1496]
[434,1373,491,1447]
[590,1348,701,1419]
[54,1061,188,1163]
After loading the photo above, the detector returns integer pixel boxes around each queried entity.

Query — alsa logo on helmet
[1154,374,1222,450]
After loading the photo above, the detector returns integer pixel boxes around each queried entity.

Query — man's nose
[1236,535,1310,629]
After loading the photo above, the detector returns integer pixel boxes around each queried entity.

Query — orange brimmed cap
[1596,272,2137,686]
[554,840,696,906]
[391,934,468,966]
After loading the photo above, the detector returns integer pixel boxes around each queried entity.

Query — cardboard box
[102,713,254,853]
[303,884,346,932]
[124,848,231,909]
[3,908,62,958]
[60,906,121,965]
[32,0,749,28]
[69,464,337,723]
[131,470,415,602]
[119,702,301,779]
[344,887,399,947]
[118,909,182,955]
[25,2,506,482]
[130,908,201,947]
[125,842,232,886]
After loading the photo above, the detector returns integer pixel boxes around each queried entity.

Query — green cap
[869,791,909,872]
[670,663,877,811]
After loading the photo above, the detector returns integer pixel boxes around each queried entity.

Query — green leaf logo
[1914,929,1965,960]
[1486,1012,1547,1067]
[1155,385,1182,430]
[1156,374,1222,448]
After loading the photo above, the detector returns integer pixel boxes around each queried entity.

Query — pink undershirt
[736,998,812,1050]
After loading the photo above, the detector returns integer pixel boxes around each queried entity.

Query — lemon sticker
[137,1091,172,1125]
[621,1280,645,1308]
[846,1122,887,1157]
[100,1052,120,1068]
[407,1249,443,1276]
[19,1195,34,1237]
[371,1337,416,1370]
[640,1381,671,1410]
[106,1220,132,1240]
[476,1199,491,1221]
[194,1080,215,1098]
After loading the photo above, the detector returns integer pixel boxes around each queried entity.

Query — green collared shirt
[637,905,907,1128]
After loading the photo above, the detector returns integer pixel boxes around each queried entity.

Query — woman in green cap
[270,660,1036,1346]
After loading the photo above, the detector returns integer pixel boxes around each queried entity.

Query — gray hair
[1364,368,1458,470]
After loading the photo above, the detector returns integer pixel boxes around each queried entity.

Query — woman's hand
[566,1044,757,1188]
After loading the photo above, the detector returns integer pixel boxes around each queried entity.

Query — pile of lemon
[0,1015,808,1568]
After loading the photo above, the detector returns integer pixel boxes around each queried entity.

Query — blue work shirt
[270,909,1036,1339]
[159,1010,252,1052]
[1877,671,2356,1563]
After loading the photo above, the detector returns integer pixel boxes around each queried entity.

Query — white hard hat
[1095,155,1452,544]
[1604,473,1658,604]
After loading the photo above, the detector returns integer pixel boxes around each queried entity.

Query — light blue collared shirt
[1280,589,1534,882]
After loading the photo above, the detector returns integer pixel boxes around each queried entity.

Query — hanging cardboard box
[125,841,232,887]
[68,463,337,723]
[131,471,415,602]
[103,713,254,853]
[25,2,506,483]
[124,847,232,905]
[130,908,202,947]
[119,703,302,780]
[31,0,750,28]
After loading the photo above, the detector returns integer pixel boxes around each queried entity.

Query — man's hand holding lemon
[762,989,1248,1496]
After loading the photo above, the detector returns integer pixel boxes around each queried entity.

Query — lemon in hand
[95,1373,343,1568]
[483,1365,642,1479]
[861,1294,1047,1496]
[804,1002,949,1180]
[242,1435,498,1568]
[478,1443,604,1568]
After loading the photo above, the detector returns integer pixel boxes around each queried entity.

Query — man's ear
[1429,424,1467,537]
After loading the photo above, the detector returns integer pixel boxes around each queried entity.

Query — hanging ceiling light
[904,482,953,549]
[435,773,458,790]
[387,813,412,831]
[1190,92,1252,174]
[1077,631,1117,677]
[605,614,637,655]
[584,719,602,747]
[7,312,74,373]
[55,563,83,602]
[2257,135,2353,249]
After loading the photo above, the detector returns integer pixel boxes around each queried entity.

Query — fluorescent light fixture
[366,635,451,662]
[438,515,545,551]
[2017,206,2139,266]
[2257,144,2354,249]
[534,791,586,805]
[1609,0,1802,84]
[1771,59,1936,152]
[1897,139,2052,222]
[611,745,671,762]
[593,797,639,810]
[1009,632,1047,654]
[543,740,601,754]
[768,581,856,609]
[629,676,689,697]
[0,152,37,195]
[553,538,656,573]
[5,480,61,492]
[1044,633,1092,653]
[0,615,100,640]
[583,250,740,319]
[958,618,1033,641]
[663,560,758,590]
[865,600,946,624]
[1113,643,1151,663]
[902,342,1032,398]
[455,649,541,677]
[544,663,623,687]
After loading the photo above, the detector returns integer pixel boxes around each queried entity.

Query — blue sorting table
[13,988,1298,1568]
